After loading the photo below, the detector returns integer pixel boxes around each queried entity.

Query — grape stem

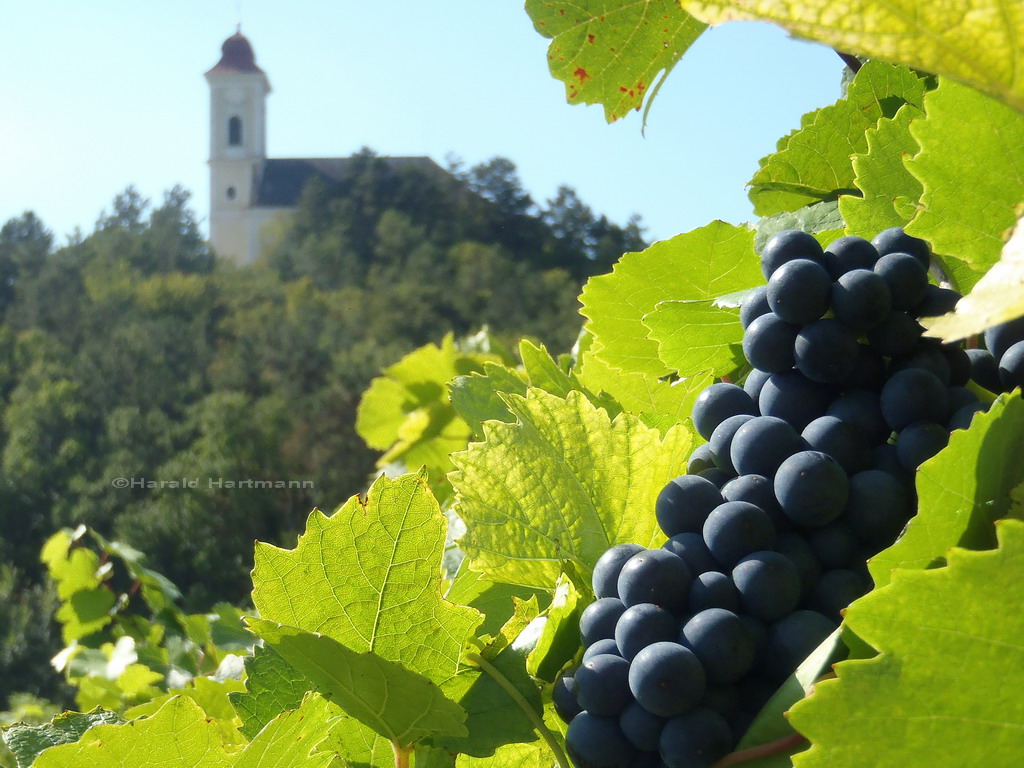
[465,651,572,768]
[711,732,808,767]
[834,50,863,73]
[391,742,411,768]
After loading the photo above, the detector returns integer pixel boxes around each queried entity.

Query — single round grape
[880,368,949,432]
[688,571,740,614]
[866,310,923,358]
[999,339,1024,391]
[619,701,666,753]
[580,597,628,646]
[801,415,871,475]
[628,642,706,718]
[830,269,891,330]
[766,258,832,324]
[775,531,822,597]
[722,473,788,532]
[616,603,680,661]
[914,285,961,318]
[617,549,692,612]
[826,390,891,445]
[805,569,872,623]
[774,451,849,528]
[681,608,755,685]
[985,316,1024,360]
[709,414,756,475]
[566,712,637,768]
[821,236,879,279]
[729,416,805,479]
[949,401,988,432]
[691,383,757,441]
[739,285,770,329]
[574,653,634,716]
[742,313,799,373]
[686,443,717,475]
[795,319,860,383]
[807,521,862,569]
[761,610,837,683]
[760,229,823,279]
[743,368,772,406]
[656,475,724,538]
[842,344,887,390]
[966,348,1003,392]
[896,420,950,470]
[757,371,835,432]
[943,344,972,387]
[732,551,801,622]
[593,543,647,598]
[871,227,930,269]
[553,673,583,723]
[888,345,951,385]
[659,708,733,768]
[662,533,719,576]
[702,501,776,569]
[873,251,928,309]
[583,638,621,661]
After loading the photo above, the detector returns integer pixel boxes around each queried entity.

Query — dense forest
[0,149,644,706]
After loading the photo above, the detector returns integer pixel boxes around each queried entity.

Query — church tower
[205,30,271,262]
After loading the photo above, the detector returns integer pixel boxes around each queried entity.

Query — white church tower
[205,30,271,263]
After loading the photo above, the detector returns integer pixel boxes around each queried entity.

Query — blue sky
[0,1,844,246]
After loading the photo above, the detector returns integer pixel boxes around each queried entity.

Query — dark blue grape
[985,316,1024,360]
[896,420,950,470]
[873,251,928,310]
[801,415,871,475]
[662,533,719,576]
[821,236,879,278]
[739,286,770,329]
[628,642,706,717]
[566,712,637,768]
[866,310,922,358]
[709,414,756,475]
[616,603,680,661]
[1000,339,1024,391]
[686,443,717,474]
[731,550,801,622]
[729,416,805,479]
[681,608,755,685]
[943,344,972,387]
[580,598,627,646]
[805,569,872,622]
[914,285,961,318]
[775,531,822,597]
[842,344,887,390]
[691,383,758,441]
[826,390,890,444]
[888,345,951,385]
[830,268,891,330]
[946,385,979,416]
[688,571,740,614]
[554,674,583,723]
[617,550,692,613]
[871,227,930,269]
[761,610,836,683]
[742,312,799,373]
[721,474,788,532]
[757,371,835,432]
[966,348,1002,392]
[574,653,633,716]
[760,229,823,279]
[774,451,849,528]
[795,319,860,383]
[593,543,647,598]
[871,444,914,487]
[766,258,832,324]
[880,368,948,432]
[702,501,776,569]
[697,467,733,488]
[619,701,666,753]
[807,521,862,569]
[656,475,724,538]
[659,708,733,768]
[949,401,988,431]
[583,638,621,661]
[743,368,772,406]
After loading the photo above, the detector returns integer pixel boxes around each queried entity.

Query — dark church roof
[206,31,265,76]
[254,156,444,208]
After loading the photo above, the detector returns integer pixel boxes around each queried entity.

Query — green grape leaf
[790,520,1024,767]
[905,78,1024,292]
[247,620,468,748]
[445,567,547,640]
[449,362,526,435]
[124,677,246,748]
[747,62,925,216]
[229,646,311,740]
[527,575,584,682]
[840,103,924,238]
[2,710,122,768]
[579,221,760,377]
[321,715,454,768]
[643,300,745,378]
[450,389,692,589]
[525,0,706,123]
[33,697,230,768]
[678,0,1024,113]
[456,739,556,768]
[922,215,1024,341]
[869,392,1024,588]
[251,471,482,686]
[754,200,845,253]
[234,692,340,768]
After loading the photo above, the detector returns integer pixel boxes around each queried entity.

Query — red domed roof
[206,31,265,75]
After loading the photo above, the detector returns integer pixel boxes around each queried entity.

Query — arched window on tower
[228,116,242,146]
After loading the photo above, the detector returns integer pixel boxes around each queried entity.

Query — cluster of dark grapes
[554,228,999,768]
[965,317,1024,394]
